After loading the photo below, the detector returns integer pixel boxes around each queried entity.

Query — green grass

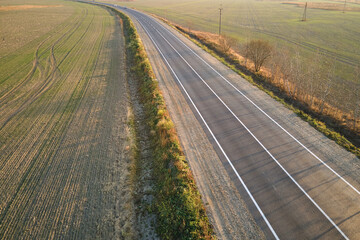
[104,0,360,70]
[0,0,76,57]
[106,6,215,239]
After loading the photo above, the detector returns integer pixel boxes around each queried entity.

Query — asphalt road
[105,4,360,239]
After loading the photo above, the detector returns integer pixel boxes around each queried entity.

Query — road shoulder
[128,11,266,240]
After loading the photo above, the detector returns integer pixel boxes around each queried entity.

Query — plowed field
[0,1,136,238]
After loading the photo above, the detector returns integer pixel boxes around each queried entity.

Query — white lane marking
[133,14,281,240]
[136,14,349,240]
[147,14,360,196]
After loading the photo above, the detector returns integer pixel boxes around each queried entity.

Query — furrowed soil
[0,1,140,239]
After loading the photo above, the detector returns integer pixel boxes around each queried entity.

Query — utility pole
[219,5,223,35]
[302,2,307,21]
[343,0,347,13]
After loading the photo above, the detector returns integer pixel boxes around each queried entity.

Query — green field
[105,0,360,76]
[0,0,137,238]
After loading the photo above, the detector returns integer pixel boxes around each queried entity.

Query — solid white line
[149,14,360,196]
[133,14,281,240]
[136,13,349,240]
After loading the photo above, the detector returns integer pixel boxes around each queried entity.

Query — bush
[243,39,272,72]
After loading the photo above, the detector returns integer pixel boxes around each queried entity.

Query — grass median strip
[107,7,215,240]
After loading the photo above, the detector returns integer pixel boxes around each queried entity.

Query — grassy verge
[106,7,214,240]
[155,18,360,159]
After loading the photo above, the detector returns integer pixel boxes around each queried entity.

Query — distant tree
[243,39,272,72]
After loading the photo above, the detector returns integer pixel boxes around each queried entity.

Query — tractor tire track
[0,11,85,101]
[0,6,95,223]
[0,8,93,130]
[0,7,108,239]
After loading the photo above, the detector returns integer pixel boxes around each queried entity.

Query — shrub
[243,39,272,72]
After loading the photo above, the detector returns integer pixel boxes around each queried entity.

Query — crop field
[0,0,136,239]
[105,0,360,81]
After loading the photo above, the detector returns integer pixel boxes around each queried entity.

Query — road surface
[106,4,360,239]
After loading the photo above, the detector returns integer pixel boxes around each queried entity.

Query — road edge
[150,15,360,159]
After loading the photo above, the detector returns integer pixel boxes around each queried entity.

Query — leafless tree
[218,34,237,53]
[240,42,250,67]
[352,65,360,130]
[318,59,336,114]
[305,50,322,108]
[292,51,306,100]
[185,20,193,33]
[272,47,295,95]
[266,44,282,85]
[243,39,273,72]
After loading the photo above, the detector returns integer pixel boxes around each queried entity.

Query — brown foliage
[243,40,273,72]
[218,34,237,53]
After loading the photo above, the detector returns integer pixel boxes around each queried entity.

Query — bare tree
[243,39,272,72]
[352,65,360,130]
[218,34,237,53]
[292,51,305,100]
[278,48,293,94]
[271,47,296,96]
[318,59,336,114]
[185,20,193,33]
[305,50,322,108]
[240,41,250,67]
[240,34,252,68]
[267,44,283,85]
